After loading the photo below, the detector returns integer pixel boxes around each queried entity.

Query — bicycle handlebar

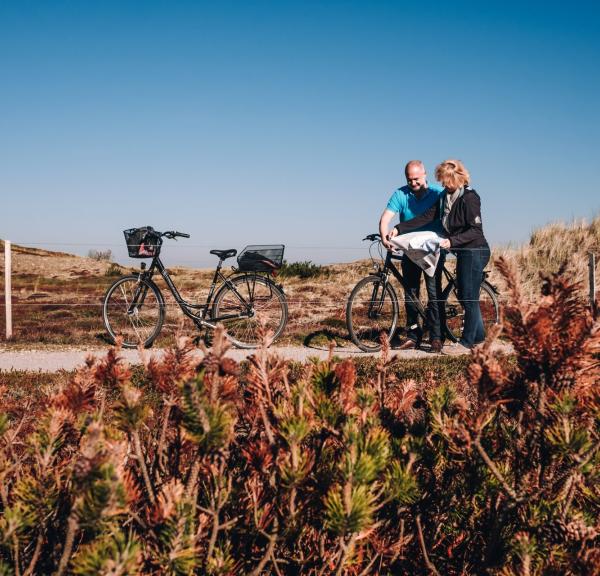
[363,233,381,242]
[161,230,190,239]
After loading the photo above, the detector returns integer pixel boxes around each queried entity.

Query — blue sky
[1,1,599,266]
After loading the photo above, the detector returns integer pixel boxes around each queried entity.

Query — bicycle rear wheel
[480,281,500,333]
[444,280,500,342]
[102,275,165,348]
[346,276,398,352]
[211,274,288,348]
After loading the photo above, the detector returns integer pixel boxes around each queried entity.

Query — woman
[389,159,490,349]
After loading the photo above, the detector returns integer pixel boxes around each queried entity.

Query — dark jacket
[395,187,488,249]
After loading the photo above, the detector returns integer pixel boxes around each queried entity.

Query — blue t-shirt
[386,183,444,233]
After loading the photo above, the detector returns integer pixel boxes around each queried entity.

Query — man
[379,160,445,351]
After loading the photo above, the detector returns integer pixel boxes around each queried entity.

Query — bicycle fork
[367,275,389,319]
[127,273,151,316]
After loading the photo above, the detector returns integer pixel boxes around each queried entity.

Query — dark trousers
[455,246,491,347]
[401,253,445,343]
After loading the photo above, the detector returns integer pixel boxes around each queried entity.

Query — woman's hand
[382,228,398,250]
[439,238,451,249]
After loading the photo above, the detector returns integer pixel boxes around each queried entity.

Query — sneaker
[445,342,472,355]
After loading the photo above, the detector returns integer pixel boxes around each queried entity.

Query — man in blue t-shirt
[379,160,445,351]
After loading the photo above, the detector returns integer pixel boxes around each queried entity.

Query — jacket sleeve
[448,192,483,247]
[394,201,439,234]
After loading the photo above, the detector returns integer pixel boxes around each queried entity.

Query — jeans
[401,253,445,343]
[455,246,491,347]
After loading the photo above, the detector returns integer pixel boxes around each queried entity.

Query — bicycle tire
[102,275,165,349]
[443,280,500,342]
[346,276,399,352]
[211,274,288,348]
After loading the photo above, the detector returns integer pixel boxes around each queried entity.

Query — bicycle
[346,233,500,352]
[102,227,288,349]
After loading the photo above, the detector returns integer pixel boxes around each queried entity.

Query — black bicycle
[346,233,500,351]
[102,227,288,349]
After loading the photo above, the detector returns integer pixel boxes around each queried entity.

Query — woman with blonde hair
[389,159,490,349]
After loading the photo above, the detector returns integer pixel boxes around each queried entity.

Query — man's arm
[379,209,396,249]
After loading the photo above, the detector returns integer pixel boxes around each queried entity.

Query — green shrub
[278,259,327,279]
[104,263,123,277]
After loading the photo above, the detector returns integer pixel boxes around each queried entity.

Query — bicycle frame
[136,255,258,330]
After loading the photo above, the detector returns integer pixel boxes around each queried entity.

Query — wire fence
[1,239,598,341]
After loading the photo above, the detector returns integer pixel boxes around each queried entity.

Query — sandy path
[0,342,512,373]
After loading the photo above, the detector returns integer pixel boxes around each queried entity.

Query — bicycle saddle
[210,249,237,260]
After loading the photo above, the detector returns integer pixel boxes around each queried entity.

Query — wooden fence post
[4,240,12,340]
[590,253,597,316]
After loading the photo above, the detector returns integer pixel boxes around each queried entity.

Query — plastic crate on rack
[237,245,285,272]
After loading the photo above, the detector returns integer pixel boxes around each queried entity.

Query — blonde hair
[435,159,470,190]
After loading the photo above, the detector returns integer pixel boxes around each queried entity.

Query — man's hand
[439,238,451,249]
[379,209,397,251]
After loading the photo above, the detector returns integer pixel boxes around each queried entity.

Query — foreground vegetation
[0,257,598,574]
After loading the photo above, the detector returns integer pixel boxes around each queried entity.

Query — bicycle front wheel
[444,280,500,342]
[211,274,288,348]
[102,275,165,348]
[346,276,398,352]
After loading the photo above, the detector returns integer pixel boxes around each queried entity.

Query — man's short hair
[404,160,425,177]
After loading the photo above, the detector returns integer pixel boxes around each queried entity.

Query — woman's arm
[448,192,484,247]
[394,200,439,234]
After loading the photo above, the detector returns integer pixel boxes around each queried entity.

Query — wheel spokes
[105,279,161,347]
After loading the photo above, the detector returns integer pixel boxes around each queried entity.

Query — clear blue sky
[2,0,599,266]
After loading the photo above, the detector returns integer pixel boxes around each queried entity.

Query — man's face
[405,165,427,192]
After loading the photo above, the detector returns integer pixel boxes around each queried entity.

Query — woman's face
[443,182,457,193]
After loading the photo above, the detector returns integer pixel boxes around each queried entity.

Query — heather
[0,258,599,574]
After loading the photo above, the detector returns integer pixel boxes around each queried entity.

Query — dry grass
[1,217,598,347]
[490,216,600,302]
[0,245,375,347]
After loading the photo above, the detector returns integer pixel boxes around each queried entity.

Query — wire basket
[123,227,162,258]
[237,245,285,272]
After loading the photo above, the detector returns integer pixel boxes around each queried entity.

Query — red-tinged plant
[0,259,599,574]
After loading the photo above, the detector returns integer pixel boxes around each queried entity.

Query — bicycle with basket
[102,226,288,349]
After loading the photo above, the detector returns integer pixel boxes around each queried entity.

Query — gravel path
[0,342,513,373]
